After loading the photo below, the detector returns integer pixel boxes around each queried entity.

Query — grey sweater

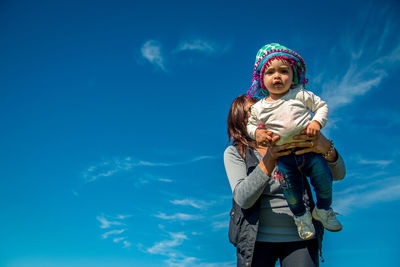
[223,146,346,242]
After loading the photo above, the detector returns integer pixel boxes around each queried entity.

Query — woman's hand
[291,130,338,162]
[257,143,292,176]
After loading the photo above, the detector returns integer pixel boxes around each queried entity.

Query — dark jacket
[228,146,324,267]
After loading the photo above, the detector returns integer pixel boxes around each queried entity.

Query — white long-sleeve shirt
[247,87,328,145]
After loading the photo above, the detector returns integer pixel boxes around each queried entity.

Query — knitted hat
[247,43,308,98]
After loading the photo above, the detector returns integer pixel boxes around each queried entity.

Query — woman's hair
[227,95,259,159]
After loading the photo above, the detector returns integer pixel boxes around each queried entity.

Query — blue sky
[1,0,400,266]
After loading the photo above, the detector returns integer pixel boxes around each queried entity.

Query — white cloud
[334,176,400,213]
[116,214,132,220]
[155,212,202,221]
[165,258,235,267]
[147,232,188,255]
[212,211,230,218]
[96,215,124,229]
[358,159,392,168]
[112,237,126,243]
[123,240,132,248]
[159,178,174,183]
[82,155,215,183]
[176,39,216,54]
[141,40,166,71]
[319,11,400,113]
[146,231,235,267]
[83,157,135,183]
[97,214,132,249]
[212,220,228,230]
[341,170,388,181]
[164,257,198,267]
[102,229,125,239]
[322,69,385,111]
[170,199,212,209]
[137,155,216,167]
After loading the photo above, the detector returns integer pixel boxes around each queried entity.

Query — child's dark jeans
[276,151,332,217]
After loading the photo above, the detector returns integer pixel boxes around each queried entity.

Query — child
[246,43,342,240]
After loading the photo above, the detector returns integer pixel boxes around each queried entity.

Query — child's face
[262,59,293,98]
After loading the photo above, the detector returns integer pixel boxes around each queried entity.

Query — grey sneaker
[312,207,343,232]
[293,211,315,240]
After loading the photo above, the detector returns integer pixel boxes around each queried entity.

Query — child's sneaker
[293,211,315,240]
[312,207,342,232]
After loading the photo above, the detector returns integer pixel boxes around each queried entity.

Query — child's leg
[301,153,342,232]
[302,153,333,210]
[277,155,306,216]
[278,153,316,239]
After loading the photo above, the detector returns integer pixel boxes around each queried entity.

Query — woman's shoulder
[224,145,239,157]
[224,145,245,163]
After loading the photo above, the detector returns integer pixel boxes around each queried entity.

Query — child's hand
[255,128,280,147]
[306,120,321,137]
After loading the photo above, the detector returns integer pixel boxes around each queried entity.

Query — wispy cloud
[83,157,134,183]
[112,237,126,243]
[334,176,400,213]
[170,198,213,209]
[146,230,235,267]
[154,212,203,221]
[159,178,174,183]
[82,155,215,183]
[97,214,132,249]
[147,232,188,255]
[344,170,388,181]
[139,38,229,72]
[123,240,132,248]
[165,257,235,267]
[102,229,125,239]
[111,236,132,248]
[358,159,392,168]
[164,257,198,267]
[137,155,216,167]
[141,40,166,71]
[211,220,228,230]
[134,174,174,188]
[146,232,230,267]
[175,39,216,54]
[116,214,132,220]
[96,214,124,229]
[319,9,400,112]
[212,211,230,218]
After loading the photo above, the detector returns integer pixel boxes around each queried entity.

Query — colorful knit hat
[247,43,308,98]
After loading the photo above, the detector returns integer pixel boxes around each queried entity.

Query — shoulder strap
[244,146,259,174]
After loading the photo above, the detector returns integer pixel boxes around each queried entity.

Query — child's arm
[247,106,278,147]
[255,127,280,147]
[246,108,259,140]
[306,120,322,136]
[302,90,328,136]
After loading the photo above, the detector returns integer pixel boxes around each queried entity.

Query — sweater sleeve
[302,90,328,128]
[246,104,260,140]
[223,146,271,209]
[328,151,346,181]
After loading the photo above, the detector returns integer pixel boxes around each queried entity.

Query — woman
[224,95,346,267]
